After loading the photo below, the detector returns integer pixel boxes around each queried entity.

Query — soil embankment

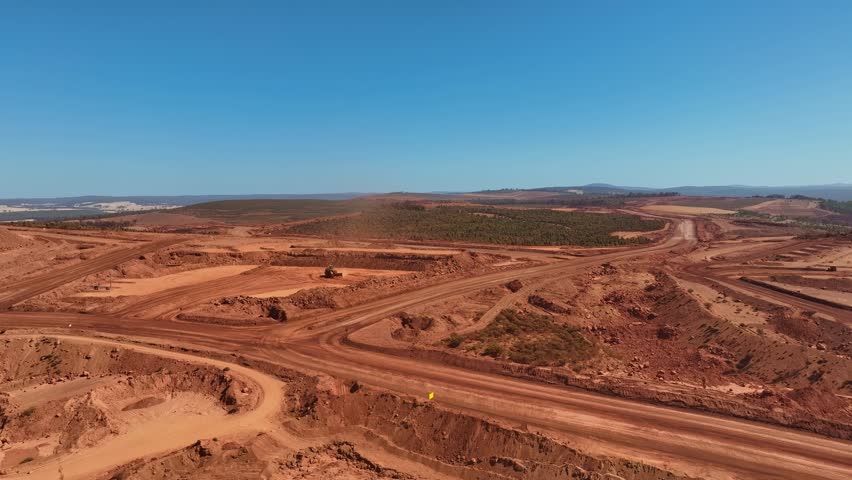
[0,335,282,480]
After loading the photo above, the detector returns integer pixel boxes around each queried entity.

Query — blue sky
[2,1,851,196]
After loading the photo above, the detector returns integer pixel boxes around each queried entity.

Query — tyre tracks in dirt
[0,238,185,310]
[3,220,852,479]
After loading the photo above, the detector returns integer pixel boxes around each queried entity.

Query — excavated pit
[0,335,259,475]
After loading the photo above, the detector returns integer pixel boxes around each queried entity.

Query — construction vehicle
[323,265,343,278]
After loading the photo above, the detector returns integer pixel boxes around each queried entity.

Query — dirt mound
[148,248,453,272]
[446,309,601,368]
[287,380,693,480]
[281,441,416,479]
[101,436,415,480]
[527,294,571,314]
[183,295,287,325]
[273,248,446,271]
[100,438,265,480]
[281,253,505,316]
[505,279,523,292]
[786,386,850,417]
[0,228,27,250]
[286,286,344,310]
[637,274,852,391]
[391,313,435,341]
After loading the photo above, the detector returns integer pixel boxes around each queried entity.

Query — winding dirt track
[2,221,852,479]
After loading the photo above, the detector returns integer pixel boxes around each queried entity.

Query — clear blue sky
[2,1,851,197]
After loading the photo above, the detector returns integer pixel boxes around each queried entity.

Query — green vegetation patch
[290,203,664,246]
[820,199,852,215]
[0,209,103,222]
[176,199,370,224]
[445,309,600,367]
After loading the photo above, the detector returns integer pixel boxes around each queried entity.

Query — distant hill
[482,184,852,201]
[4,184,852,222]
[0,193,366,221]
[656,184,852,200]
[0,193,364,207]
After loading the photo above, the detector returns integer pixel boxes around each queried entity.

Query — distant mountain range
[484,183,852,201]
[615,183,852,200]
[3,184,851,222]
[0,194,363,222]
[0,193,363,207]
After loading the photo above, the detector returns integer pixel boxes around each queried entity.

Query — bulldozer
[323,265,343,278]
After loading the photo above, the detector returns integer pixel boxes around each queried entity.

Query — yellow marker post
[428,392,435,400]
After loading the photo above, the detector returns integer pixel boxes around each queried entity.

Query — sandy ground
[4,376,119,409]
[744,199,834,217]
[765,279,852,307]
[642,205,737,215]
[247,267,404,298]
[0,237,183,309]
[611,223,669,239]
[684,236,794,262]
[182,235,463,256]
[767,244,852,269]
[75,265,260,297]
[2,216,852,479]
[110,266,409,319]
[673,277,789,340]
[2,335,284,480]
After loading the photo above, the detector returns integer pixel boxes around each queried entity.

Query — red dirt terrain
[0,211,851,480]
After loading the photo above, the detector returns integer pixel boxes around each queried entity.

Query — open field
[1,205,852,480]
[172,199,370,224]
[74,265,260,297]
[664,197,768,210]
[744,198,835,217]
[641,204,738,215]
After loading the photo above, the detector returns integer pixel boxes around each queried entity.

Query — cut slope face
[284,379,694,480]
[0,335,268,480]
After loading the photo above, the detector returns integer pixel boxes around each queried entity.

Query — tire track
[0,238,184,310]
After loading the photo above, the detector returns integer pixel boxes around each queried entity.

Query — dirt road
[0,237,183,310]
[3,220,852,479]
[678,235,852,325]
